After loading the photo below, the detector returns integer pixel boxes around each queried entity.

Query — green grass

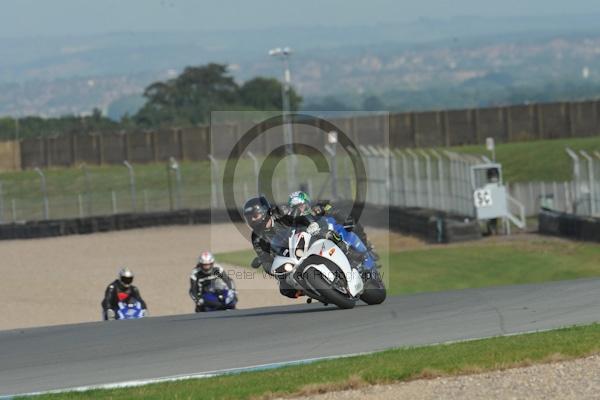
[219,238,600,295]
[0,156,339,221]
[29,323,600,400]
[454,136,600,182]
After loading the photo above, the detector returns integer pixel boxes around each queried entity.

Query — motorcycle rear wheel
[360,272,387,305]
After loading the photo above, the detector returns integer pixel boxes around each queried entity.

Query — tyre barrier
[359,205,481,243]
[0,206,481,242]
[0,209,241,241]
[539,207,600,242]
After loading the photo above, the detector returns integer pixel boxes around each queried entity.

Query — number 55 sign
[474,188,493,208]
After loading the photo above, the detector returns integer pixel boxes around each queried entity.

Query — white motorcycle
[269,218,386,309]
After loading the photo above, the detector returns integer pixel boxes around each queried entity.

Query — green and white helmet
[288,191,312,216]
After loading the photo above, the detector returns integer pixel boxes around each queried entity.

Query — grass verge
[219,237,600,296]
[28,323,600,400]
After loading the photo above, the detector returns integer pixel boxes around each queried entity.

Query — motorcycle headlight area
[275,263,294,274]
[294,237,306,259]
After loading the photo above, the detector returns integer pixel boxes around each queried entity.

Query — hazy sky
[2,0,600,37]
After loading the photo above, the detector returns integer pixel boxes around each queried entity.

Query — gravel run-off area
[285,354,600,400]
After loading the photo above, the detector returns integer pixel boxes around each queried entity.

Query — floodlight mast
[269,46,297,193]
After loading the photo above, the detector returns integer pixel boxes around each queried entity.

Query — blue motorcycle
[195,276,237,312]
[116,298,146,320]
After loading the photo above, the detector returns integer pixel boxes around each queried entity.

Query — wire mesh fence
[358,147,485,217]
[9,147,583,224]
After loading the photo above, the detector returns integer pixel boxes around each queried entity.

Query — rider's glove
[105,309,116,320]
[307,222,321,235]
[251,257,262,269]
[326,230,342,243]
[312,204,324,216]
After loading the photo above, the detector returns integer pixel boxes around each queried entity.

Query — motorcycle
[269,217,386,309]
[195,276,237,312]
[104,297,146,320]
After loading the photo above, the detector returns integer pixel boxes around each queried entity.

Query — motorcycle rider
[189,251,237,312]
[101,267,148,320]
[243,196,313,298]
[287,191,376,270]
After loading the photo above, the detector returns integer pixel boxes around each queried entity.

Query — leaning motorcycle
[269,218,386,309]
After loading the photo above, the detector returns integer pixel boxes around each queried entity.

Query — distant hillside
[2,14,600,117]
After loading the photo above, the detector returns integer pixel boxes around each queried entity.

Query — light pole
[14,118,20,170]
[269,47,297,193]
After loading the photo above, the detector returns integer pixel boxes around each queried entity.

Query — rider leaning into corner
[189,251,237,312]
[101,267,148,320]
[243,192,378,299]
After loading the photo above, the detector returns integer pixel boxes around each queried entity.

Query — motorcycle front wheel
[303,270,356,310]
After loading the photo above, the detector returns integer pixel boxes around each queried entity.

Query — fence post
[34,167,49,220]
[247,151,260,193]
[565,148,580,213]
[78,194,84,218]
[390,151,399,206]
[123,161,136,212]
[399,150,410,206]
[419,150,433,209]
[504,107,512,141]
[406,149,421,207]
[143,190,149,213]
[580,150,595,215]
[11,199,17,222]
[80,163,92,216]
[168,157,182,210]
[208,155,221,209]
[111,191,118,214]
[431,150,446,211]
[0,182,4,223]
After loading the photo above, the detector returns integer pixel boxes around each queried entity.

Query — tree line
[0,63,302,140]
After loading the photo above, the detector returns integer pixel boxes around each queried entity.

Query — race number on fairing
[473,188,493,208]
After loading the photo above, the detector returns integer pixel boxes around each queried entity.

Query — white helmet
[118,267,134,287]
[197,251,215,273]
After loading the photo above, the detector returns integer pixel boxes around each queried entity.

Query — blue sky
[2,0,600,37]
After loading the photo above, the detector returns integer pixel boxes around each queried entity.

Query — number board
[473,188,493,208]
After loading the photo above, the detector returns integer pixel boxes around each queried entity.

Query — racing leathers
[311,201,375,256]
[250,210,319,298]
[101,280,147,320]
[189,264,237,312]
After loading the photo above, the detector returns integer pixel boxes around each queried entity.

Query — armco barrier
[384,206,481,243]
[0,206,481,242]
[539,207,600,242]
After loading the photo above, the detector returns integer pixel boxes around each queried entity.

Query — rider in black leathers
[101,267,147,320]
[244,196,320,298]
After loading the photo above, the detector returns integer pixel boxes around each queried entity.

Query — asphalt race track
[2,278,600,396]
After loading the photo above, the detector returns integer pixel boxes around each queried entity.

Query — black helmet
[243,196,272,231]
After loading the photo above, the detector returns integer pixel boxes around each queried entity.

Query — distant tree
[135,63,240,127]
[107,94,146,121]
[240,77,302,111]
[362,95,385,111]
